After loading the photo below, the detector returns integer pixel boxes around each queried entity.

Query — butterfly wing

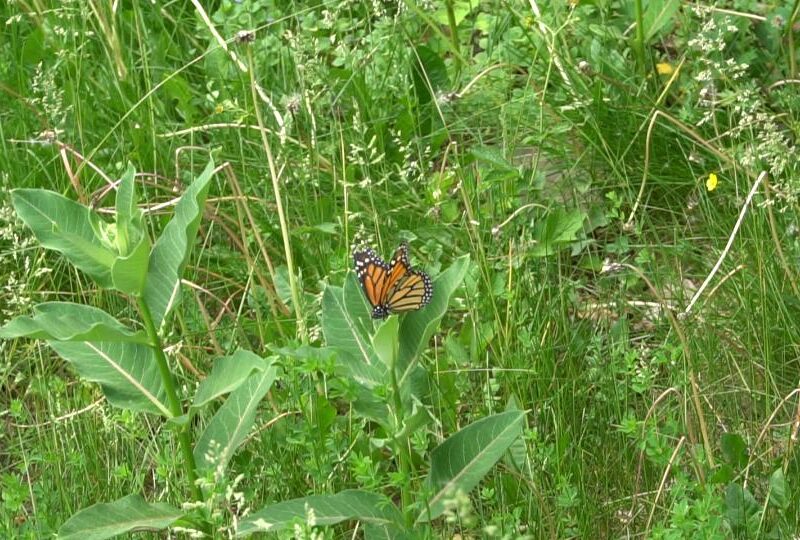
[354,242,433,318]
[385,271,433,314]
[353,247,391,315]
[384,242,433,314]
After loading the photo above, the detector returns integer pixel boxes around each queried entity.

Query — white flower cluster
[391,128,432,184]
[347,110,386,189]
[30,61,69,131]
[688,8,799,207]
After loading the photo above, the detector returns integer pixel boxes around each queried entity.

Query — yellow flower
[706,172,718,191]
[656,63,674,75]
[214,103,224,114]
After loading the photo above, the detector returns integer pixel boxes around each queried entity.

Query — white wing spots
[420,273,433,306]
[354,247,385,279]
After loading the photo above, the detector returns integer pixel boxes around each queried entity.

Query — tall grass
[1,0,799,537]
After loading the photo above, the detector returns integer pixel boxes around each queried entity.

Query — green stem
[245,47,307,343]
[138,298,202,501]
[397,441,412,524]
[633,0,646,75]
[388,335,413,522]
[444,0,461,72]
[788,0,800,77]
[399,0,467,66]
[389,341,404,428]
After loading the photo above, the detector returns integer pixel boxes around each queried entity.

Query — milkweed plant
[0,160,526,538]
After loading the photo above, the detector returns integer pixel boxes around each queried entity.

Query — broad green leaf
[724,483,759,530]
[721,432,748,468]
[49,341,170,416]
[321,276,377,368]
[363,522,412,540]
[11,189,116,286]
[469,146,516,172]
[530,208,586,257]
[194,367,277,474]
[274,265,293,308]
[411,45,449,106]
[114,164,139,255]
[0,302,148,343]
[503,395,528,472]
[313,222,338,234]
[394,397,434,441]
[419,410,525,522]
[143,160,215,332]
[709,463,734,484]
[111,233,150,296]
[408,44,448,139]
[237,490,405,537]
[398,255,469,388]
[340,384,392,429]
[372,316,399,371]
[193,350,273,409]
[416,45,449,91]
[644,0,680,41]
[57,494,183,540]
[474,12,496,34]
[768,468,787,510]
[162,74,196,121]
[362,388,433,441]
[111,165,150,295]
[388,363,432,434]
[323,277,391,424]
[338,356,387,392]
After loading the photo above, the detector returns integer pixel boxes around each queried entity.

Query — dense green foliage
[2,0,800,537]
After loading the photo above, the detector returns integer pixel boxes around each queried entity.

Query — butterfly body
[353,242,433,319]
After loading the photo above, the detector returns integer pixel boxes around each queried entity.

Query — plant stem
[246,47,307,343]
[444,0,461,73]
[396,439,413,525]
[138,298,202,501]
[388,333,413,522]
[787,0,800,77]
[389,338,404,429]
[633,0,646,75]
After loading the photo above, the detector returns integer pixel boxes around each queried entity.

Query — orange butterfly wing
[354,247,391,311]
[386,272,432,313]
[384,243,432,314]
[354,242,432,319]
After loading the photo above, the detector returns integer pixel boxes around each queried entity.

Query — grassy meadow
[1,0,800,538]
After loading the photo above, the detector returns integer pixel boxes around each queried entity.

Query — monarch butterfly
[353,242,433,319]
